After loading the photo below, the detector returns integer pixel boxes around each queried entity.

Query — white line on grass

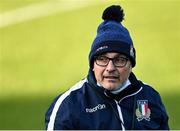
[0,0,107,28]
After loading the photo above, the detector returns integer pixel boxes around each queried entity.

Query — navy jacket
[45,71,169,130]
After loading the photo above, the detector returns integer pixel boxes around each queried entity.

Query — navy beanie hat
[89,5,136,68]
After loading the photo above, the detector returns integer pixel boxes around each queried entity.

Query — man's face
[93,52,132,90]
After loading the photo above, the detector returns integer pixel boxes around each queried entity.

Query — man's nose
[106,60,116,72]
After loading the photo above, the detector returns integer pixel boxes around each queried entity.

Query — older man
[45,5,169,130]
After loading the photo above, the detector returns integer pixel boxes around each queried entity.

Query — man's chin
[102,84,118,90]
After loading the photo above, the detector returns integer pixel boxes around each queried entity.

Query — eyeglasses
[94,55,129,67]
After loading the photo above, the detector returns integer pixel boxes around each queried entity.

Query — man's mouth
[103,76,119,80]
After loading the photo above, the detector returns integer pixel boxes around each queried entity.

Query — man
[45,5,169,130]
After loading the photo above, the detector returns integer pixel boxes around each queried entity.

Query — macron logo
[86,104,106,113]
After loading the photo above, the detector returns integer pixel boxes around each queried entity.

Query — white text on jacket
[86,104,106,113]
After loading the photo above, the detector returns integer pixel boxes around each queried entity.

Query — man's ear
[127,61,132,72]
[129,63,132,73]
[92,61,95,71]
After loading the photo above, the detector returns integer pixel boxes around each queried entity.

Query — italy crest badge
[136,100,151,121]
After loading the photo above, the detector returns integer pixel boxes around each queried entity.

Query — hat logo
[96,46,108,52]
[130,45,134,58]
[136,100,151,121]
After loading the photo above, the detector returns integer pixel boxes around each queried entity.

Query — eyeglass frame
[94,55,129,68]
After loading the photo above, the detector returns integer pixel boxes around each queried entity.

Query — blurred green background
[0,0,180,129]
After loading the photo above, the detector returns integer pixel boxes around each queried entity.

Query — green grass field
[0,0,180,129]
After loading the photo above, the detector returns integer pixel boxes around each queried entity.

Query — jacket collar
[87,69,106,93]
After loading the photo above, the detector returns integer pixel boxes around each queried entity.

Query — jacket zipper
[115,100,125,131]
[115,86,143,130]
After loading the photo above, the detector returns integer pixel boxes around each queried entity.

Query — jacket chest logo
[136,100,151,121]
[86,104,106,113]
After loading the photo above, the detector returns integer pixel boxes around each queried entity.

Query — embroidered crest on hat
[130,45,134,58]
[136,100,151,121]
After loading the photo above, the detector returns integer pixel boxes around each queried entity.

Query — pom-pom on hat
[89,5,136,68]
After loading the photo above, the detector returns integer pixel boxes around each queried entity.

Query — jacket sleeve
[157,93,169,130]
[140,83,169,130]
[45,95,75,130]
